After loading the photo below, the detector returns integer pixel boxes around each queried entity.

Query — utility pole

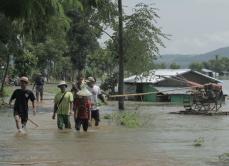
[118,0,124,110]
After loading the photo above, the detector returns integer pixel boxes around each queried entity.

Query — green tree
[66,0,116,78]
[155,63,166,69]
[170,63,180,69]
[67,10,99,76]
[107,3,168,75]
[14,50,38,76]
[123,3,168,75]
[189,62,204,71]
[0,13,22,97]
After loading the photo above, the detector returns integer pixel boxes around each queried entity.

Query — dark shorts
[57,114,71,129]
[75,118,88,132]
[14,110,28,125]
[36,85,44,93]
[91,109,100,126]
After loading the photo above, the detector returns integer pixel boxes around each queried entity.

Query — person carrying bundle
[73,88,92,132]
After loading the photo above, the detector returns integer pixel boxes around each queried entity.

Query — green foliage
[1,0,169,89]
[1,86,13,97]
[0,14,12,45]
[66,10,99,73]
[34,37,67,69]
[154,63,166,69]
[14,50,38,76]
[87,48,117,78]
[189,56,229,73]
[0,0,83,42]
[113,111,140,128]
[123,3,168,74]
[100,73,118,93]
[106,3,168,75]
[189,62,204,71]
[170,63,180,69]
[204,56,229,73]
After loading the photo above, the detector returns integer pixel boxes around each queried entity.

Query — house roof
[124,69,222,84]
[192,70,222,83]
[124,69,190,83]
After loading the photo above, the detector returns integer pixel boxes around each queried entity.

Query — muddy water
[0,81,229,166]
[0,103,182,166]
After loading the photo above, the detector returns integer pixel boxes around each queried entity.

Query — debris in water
[219,153,229,162]
[193,137,204,147]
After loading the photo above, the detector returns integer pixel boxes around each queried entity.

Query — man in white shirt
[87,77,106,126]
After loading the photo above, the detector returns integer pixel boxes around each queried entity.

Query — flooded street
[0,103,182,166]
[0,81,229,166]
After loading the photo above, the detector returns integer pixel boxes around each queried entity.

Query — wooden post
[118,0,124,110]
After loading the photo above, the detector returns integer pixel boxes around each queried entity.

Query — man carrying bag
[52,81,73,130]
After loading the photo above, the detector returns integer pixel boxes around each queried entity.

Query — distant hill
[157,47,229,67]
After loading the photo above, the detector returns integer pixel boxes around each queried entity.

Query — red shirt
[74,99,91,119]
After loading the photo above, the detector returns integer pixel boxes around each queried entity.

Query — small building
[124,69,222,104]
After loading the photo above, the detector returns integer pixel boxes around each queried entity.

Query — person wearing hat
[71,75,85,100]
[73,88,92,132]
[52,81,73,130]
[87,76,107,127]
[9,76,36,132]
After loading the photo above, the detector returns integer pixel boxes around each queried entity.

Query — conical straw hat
[77,88,92,97]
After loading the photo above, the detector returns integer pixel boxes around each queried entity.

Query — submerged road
[0,97,229,165]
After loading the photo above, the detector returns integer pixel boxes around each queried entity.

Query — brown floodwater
[1,81,229,166]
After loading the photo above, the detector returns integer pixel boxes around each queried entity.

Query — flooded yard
[0,81,229,166]
[0,100,229,166]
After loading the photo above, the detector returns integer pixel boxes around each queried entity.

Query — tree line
[0,0,167,104]
[189,56,229,73]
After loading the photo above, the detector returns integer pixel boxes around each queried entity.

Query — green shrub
[2,86,14,97]
[113,111,140,128]
[103,114,112,120]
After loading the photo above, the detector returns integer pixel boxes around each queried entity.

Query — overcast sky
[122,0,229,54]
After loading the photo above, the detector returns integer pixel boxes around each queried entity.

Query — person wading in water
[73,88,92,132]
[9,76,36,133]
[87,77,107,127]
[33,73,45,102]
[71,75,85,100]
[52,81,73,130]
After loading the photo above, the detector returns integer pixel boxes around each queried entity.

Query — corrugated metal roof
[192,71,222,83]
[154,69,191,76]
[124,69,191,83]
[201,68,214,73]
[124,75,164,83]
[124,69,222,84]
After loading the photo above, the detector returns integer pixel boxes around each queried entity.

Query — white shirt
[88,85,101,110]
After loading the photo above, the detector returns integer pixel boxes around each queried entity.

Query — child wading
[73,88,92,132]
[52,81,73,130]
[9,76,36,133]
